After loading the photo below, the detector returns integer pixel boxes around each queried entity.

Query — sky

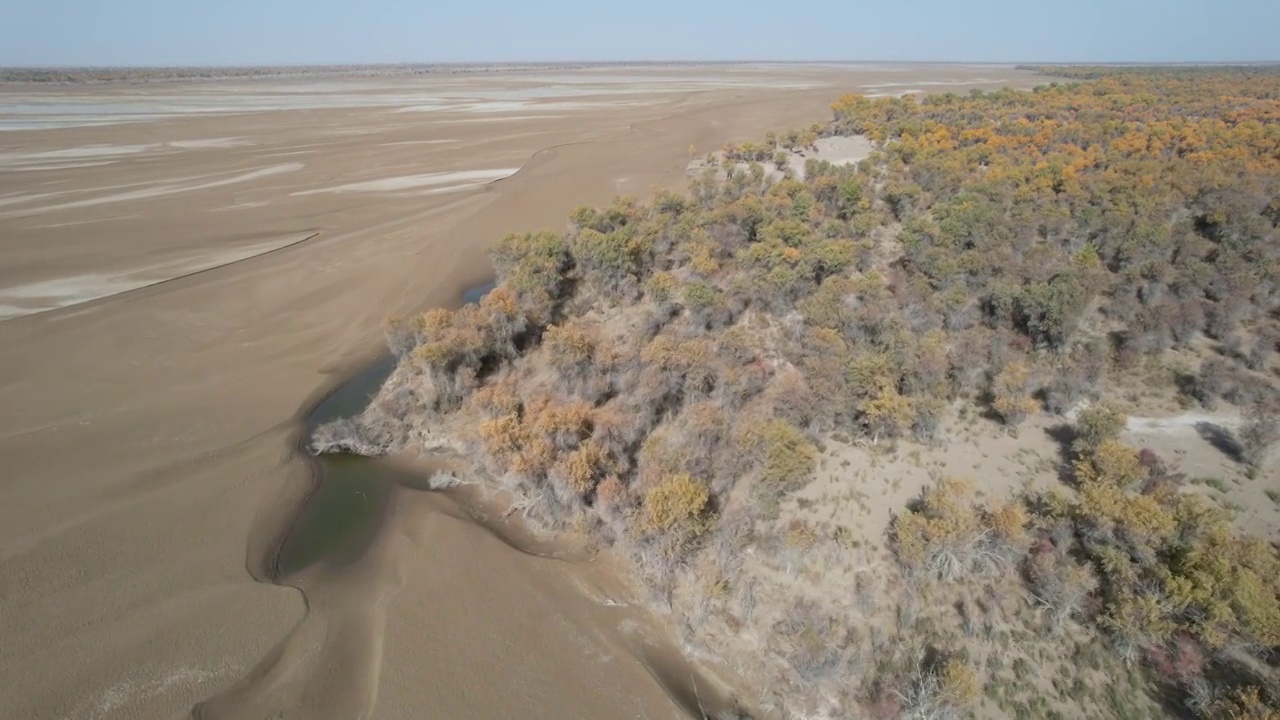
[1,0,1276,67]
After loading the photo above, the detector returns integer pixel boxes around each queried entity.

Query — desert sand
[0,64,1050,720]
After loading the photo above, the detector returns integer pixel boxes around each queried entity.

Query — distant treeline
[0,60,788,85]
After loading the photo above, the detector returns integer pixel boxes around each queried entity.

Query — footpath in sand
[0,65,1048,720]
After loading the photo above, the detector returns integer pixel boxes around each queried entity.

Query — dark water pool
[273,281,494,579]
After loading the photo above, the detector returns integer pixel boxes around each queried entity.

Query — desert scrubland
[314,65,1280,719]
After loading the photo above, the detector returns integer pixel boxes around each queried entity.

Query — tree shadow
[1194,421,1243,463]
[1043,422,1078,486]
[1143,646,1274,720]
[1173,371,1200,405]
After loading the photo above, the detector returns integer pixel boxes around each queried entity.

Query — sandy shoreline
[0,64,1051,720]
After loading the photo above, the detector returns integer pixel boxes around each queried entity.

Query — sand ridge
[0,64,1052,720]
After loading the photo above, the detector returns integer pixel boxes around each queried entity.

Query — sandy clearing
[0,64,1056,720]
[1126,411,1242,433]
[1065,401,1243,433]
[687,133,875,184]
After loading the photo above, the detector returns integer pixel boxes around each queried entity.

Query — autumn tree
[860,379,914,442]
[1073,402,1127,457]
[639,472,711,536]
[991,361,1038,429]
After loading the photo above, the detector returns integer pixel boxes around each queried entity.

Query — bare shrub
[310,416,396,456]
[383,314,417,358]
[1196,356,1230,409]
[777,520,819,577]
[593,474,630,529]
[1024,539,1099,631]
[892,656,982,720]
[773,599,849,684]
[912,396,947,444]
[1225,373,1272,407]
[1044,356,1093,415]
[628,532,687,604]
[735,576,758,624]
[1145,635,1207,696]
[1246,324,1278,371]
[1238,396,1280,468]
[709,508,754,575]
[764,370,818,430]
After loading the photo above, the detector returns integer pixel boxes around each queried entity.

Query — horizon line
[3,59,1279,71]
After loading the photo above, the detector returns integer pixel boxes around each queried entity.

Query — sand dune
[0,64,1052,720]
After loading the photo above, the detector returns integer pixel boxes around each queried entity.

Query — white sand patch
[0,144,161,164]
[2,160,120,172]
[74,664,237,720]
[0,235,310,320]
[378,139,459,147]
[166,137,252,150]
[36,212,138,226]
[399,184,480,198]
[0,163,304,218]
[291,167,518,196]
[260,142,332,152]
[318,127,387,137]
[0,191,60,208]
[36,214,141,229]
[807,135,874,166]
[0,72,806,131]
[0,144,161,170]
[434,114,568,124]
[211,200,271,212]
[396,99,642,115]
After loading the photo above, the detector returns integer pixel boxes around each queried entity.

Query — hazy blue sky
[1,0,1276,67]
